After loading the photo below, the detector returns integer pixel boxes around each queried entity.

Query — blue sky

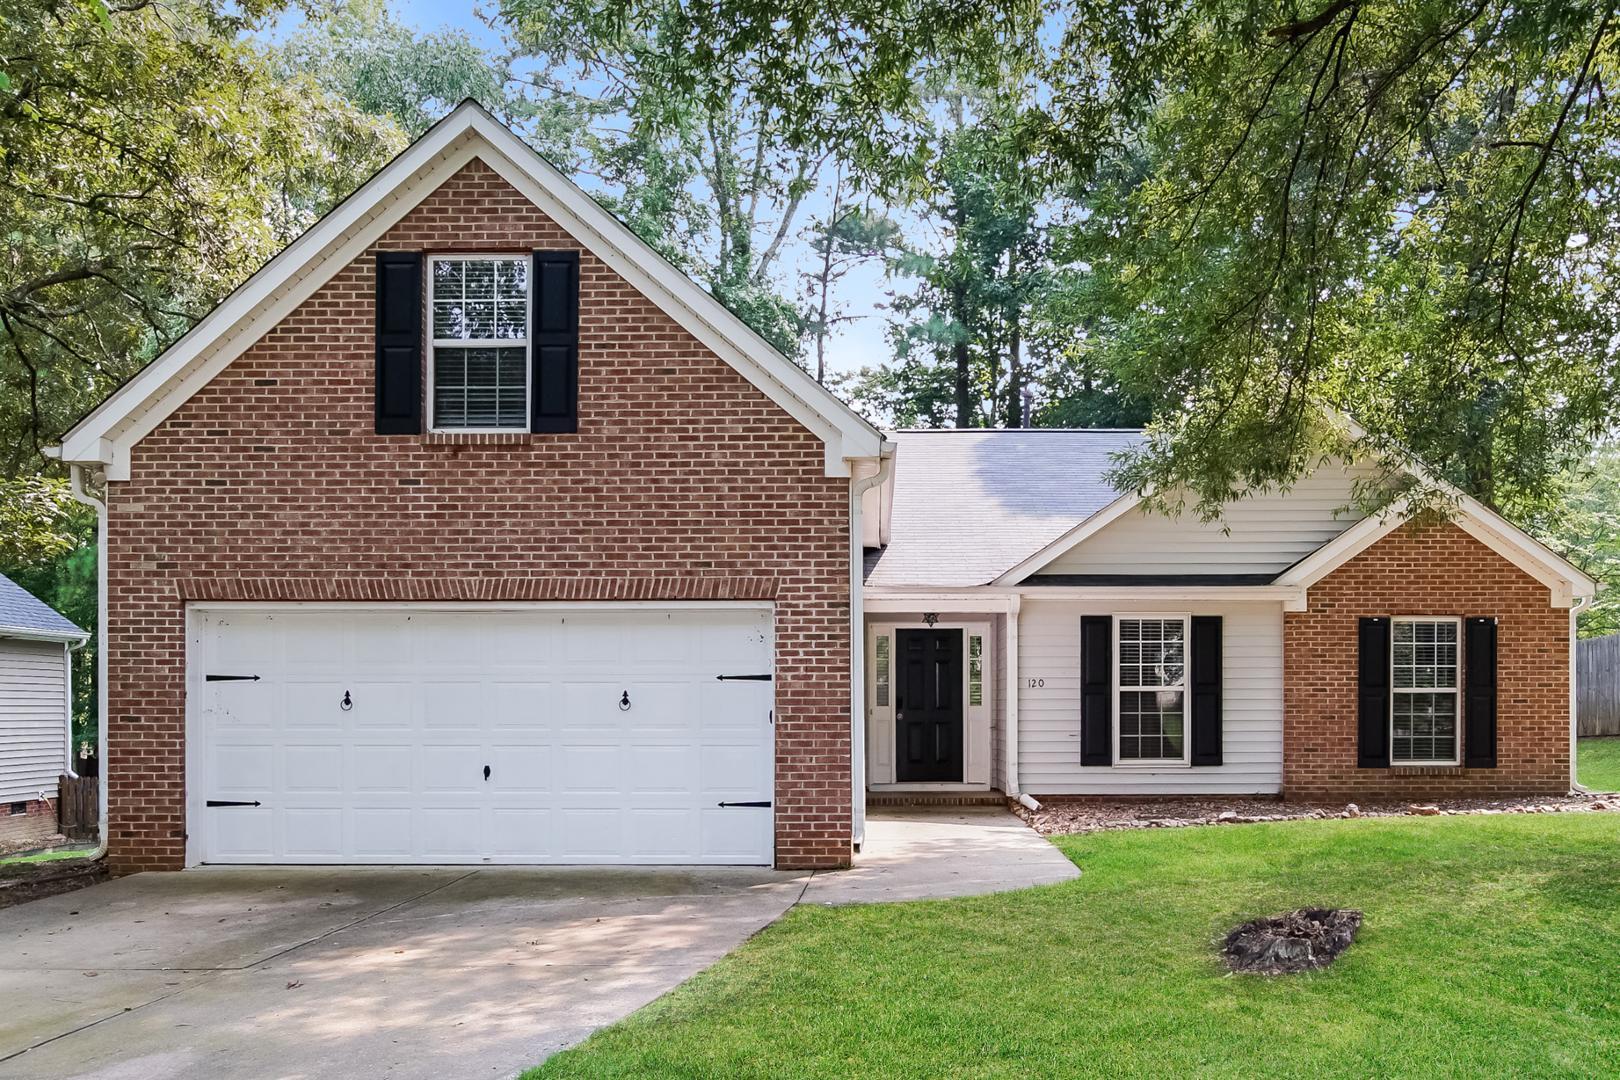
[295,0,900,379]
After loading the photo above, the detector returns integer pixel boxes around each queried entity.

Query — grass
[528,814,1620,1079]
[1579,736,1620,793]
[0,848,93,866]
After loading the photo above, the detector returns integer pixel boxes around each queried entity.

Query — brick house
[52,103,1595,873]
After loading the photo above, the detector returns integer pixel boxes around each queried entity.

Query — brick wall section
[0,798,58,847]
[104,158,852,873]
[1283,521,1571,800]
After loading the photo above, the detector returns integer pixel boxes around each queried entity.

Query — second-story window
[428,256,529,430]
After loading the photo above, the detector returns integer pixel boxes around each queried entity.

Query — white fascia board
[59,101,883,480]
[0,626,88,645]
[864,585,1302,606]
[990,490,1144,585]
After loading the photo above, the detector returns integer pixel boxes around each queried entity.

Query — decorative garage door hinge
[715,673,771,681]
[205,674,261,682]
[716,801,772,808]
[205,800,262,808]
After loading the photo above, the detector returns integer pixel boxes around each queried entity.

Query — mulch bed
[0,857,108,910]
[1013,793,1619,836]
[1223,908,1363,975]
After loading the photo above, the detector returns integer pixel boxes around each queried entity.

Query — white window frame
[1390,615,1462,767]
[1113,612,1192,767]
[425,253,532,433]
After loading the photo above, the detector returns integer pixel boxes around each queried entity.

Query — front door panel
[895,628,963,782]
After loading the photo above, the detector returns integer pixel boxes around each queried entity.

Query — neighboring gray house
[0,573,87,846]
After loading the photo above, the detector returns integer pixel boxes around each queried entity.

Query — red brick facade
[1283,521,1572,801]
[0,798,58,848]
[104,159,853,873]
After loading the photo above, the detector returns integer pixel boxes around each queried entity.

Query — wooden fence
[1577,633,1620,737]
[57,773,98,841]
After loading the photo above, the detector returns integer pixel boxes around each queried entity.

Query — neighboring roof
[863,429,1143,588]
[53,101,884,480]
[1024,573,1278,587]
[0,574,86,643]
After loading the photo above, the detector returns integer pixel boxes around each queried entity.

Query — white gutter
[1005,593,1022,796]
[0,625,89,644]
[67,465,109,861]
[849,447,895,851]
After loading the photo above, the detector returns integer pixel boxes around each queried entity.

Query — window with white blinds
[428,256,529,430]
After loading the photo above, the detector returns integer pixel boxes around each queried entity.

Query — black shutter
[1357,617,1391,768]
[1464,616,1498,768]
[1080,615,1112,766]
[531,250,579,433]
[1190,616,1223,766]
[374,252,422,434]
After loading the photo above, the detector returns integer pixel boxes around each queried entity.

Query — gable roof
[866,426,1596,605]
[0,573,86,643]
[52,101,884,480]
[863,428,1143,588]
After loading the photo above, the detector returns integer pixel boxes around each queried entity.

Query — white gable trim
[992,455,1593,606]
[56,102,882,479]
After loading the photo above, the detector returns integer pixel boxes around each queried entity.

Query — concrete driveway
[0,809,1077,1079]
[0,865,808,1079]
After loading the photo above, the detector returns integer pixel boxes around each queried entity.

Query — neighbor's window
[1392,617,1460,764]
[429,256,529,429]
[1116,616,1188,763]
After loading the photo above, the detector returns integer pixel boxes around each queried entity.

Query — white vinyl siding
[1039,461,1382,577]
[1017,599,1283,794]
[0,638,71,803]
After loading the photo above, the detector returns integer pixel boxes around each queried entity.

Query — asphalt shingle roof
[863,428,1145,588]
[0,572,85,640]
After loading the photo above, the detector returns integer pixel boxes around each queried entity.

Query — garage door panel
[422,680,483,730]
[283,746,344,793]
[212,809,274,859]
[352,808,413,856]
[419,808,484,857]
[195,606,774,864]
[488,745,551,792]
[702,809,771,859]
[211,743,274,793]
[488,681,557,729]
[352,745,414,793]
[283,808,345,857]
[556,744,621,793]
[422,744,484,792]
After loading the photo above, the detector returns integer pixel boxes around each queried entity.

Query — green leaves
[0,0,402,478]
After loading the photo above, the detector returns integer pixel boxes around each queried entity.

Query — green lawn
[530,815,1620,1079]
[1580,736,1620,793]
[0,848,94,866]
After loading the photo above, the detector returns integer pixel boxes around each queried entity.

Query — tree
[556,0,1620,521]
[1534,446,1620,638]
[500,0,837,357]
[800,171,901,384]
[866,82,1051,428]
[0,0,402,476]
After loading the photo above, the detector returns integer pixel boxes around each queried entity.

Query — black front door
[895,628,964,782]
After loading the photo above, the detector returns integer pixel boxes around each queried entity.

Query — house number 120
[1026,678,1045,688]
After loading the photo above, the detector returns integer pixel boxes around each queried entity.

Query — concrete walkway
[803,807,1080,904]
[0,808,1071,1079]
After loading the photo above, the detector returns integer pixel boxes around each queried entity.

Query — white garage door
[190,605,774,865]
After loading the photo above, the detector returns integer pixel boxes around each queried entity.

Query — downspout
[849,447,895,851]
[1006,592,1022,797]
[67,464,109,860]
[1570,596,1588,793]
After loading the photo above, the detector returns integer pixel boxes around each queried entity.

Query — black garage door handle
[717,801,772,808]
